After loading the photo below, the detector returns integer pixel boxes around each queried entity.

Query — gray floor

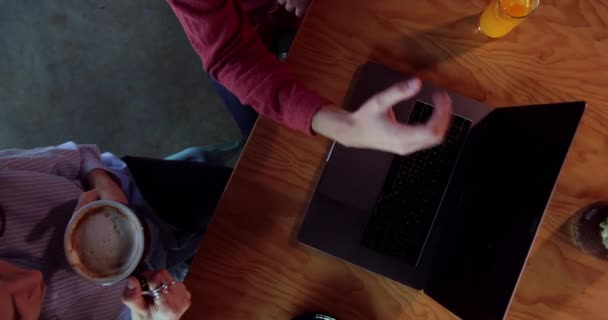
[0,0,240,158]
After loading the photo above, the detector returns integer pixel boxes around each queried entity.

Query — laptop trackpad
[317,145,393,213]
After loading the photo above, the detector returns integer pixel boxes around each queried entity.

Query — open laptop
[298,62,585,319]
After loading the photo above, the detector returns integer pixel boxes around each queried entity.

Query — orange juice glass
[478,0,540,38]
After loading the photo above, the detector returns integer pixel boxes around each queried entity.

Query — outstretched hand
[312,79,453,156]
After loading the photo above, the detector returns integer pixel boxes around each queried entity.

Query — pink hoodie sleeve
[167,0,331,134]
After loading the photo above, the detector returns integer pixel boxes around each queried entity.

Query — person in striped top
[0,142,231,320]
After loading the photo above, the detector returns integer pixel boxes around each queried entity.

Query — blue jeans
[210,77,259,138]
[208,28,296,138]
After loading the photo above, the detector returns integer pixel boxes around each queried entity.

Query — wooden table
[184,0,608,319]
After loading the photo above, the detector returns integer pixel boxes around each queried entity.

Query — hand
[122,270,191,320]
[75,169,128,211]
[277,0,311,16]
[312,79,453,156]
[0,261,46,320]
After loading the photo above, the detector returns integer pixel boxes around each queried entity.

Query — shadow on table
[373,14,490,72]
[289,265,378,319]
[512,213,608,317]
[290,196,431,319]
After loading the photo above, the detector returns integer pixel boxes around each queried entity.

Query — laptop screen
[424,102,585,319]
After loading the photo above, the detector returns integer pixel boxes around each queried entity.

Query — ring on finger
[143,281,168,298]
[143,280,178,299]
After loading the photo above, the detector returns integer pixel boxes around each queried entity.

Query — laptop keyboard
[360,101,472,266]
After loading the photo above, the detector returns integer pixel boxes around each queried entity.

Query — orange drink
[478,0,540,38]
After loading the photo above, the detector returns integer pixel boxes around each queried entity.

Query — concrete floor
[0,0,240,158]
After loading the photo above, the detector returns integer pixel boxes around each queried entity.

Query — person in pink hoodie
[167,0,453,156]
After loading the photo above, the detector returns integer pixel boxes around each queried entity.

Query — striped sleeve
[0,142,105,181]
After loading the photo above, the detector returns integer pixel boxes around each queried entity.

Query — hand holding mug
[122,270,191,320]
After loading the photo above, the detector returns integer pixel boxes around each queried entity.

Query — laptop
[298,62,585,319]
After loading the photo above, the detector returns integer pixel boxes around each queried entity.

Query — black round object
[570,201,608,259]
[292,313,337,320]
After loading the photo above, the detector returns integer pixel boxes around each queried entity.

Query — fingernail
[127,278,137,290]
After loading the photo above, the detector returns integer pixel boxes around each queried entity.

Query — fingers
[74,189,99,212]
[389,92,453,155]
[96,185,128,205]
[86,169,129,205]
[157,281,191,318]
[0,261,46,320]
[10,269,45,320]
[124,270,191,319]
[425,91,453,142]
[145,270,191,318]
[122,277,147,315]
[280,0,310,16]
[366,79,422,115]
[146,269,173,291]
[393,92,452,154]
[279,0,308,16]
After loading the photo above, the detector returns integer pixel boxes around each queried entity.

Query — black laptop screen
[424,102,585,319]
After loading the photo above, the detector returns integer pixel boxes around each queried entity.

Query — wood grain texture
[184,0,608,319]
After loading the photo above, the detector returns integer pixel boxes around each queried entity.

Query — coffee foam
[68,206,137,278]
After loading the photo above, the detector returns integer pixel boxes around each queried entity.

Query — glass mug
[478,0,540,38]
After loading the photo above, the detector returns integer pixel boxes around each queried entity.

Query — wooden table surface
[184,0,608,319]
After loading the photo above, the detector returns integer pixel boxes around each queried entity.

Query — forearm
[311,106,356,145]
[167,0,330,134]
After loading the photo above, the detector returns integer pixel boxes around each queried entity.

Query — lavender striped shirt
[0,142,191,320]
